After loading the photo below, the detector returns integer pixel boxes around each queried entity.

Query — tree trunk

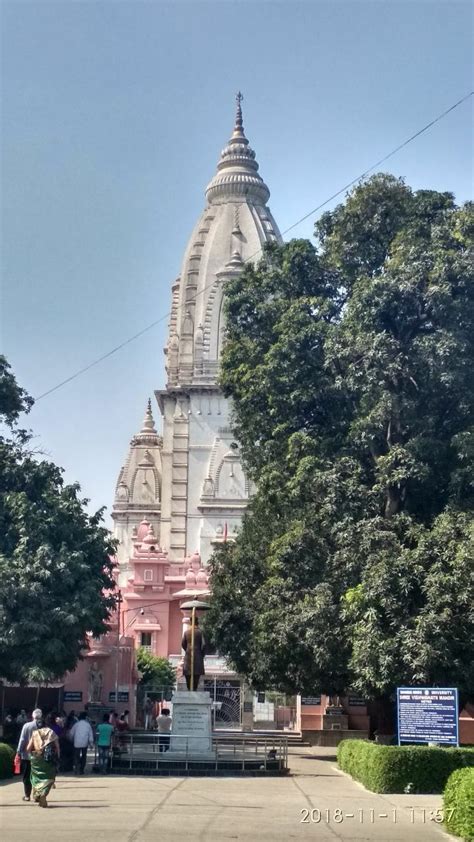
[34,685,40,708]
[384,487,401,518]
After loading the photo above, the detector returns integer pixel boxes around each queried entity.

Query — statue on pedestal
[88,661,103,703]
[182,617,205,691]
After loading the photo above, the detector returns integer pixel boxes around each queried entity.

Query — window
[140,632,152,652]
[144,569,153,582]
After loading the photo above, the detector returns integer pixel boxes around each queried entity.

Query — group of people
[5,709,30,726]
[15,707,130,807]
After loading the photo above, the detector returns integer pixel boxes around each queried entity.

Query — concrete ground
[0,746,456,842]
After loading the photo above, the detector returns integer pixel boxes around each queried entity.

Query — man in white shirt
[156,708,172,753]
[69,711,94,775]
[16,708,42,801]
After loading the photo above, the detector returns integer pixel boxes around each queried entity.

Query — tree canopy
[207,175,474,700]
[0,356,117,683]
[136,648,176,689]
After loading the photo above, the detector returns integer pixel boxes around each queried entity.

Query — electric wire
[34,91,473,402]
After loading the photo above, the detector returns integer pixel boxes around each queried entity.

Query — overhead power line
[282,90,473,235]
[35,90,473,402]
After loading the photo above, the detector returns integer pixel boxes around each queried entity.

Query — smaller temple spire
[140,398,157,435]
[129,396,161,447]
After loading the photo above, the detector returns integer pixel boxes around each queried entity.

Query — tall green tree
[207,175,474,702]
[136,648,176,689]
[0,356,117,683]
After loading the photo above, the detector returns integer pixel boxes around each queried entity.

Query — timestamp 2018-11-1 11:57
[300,808,455,824]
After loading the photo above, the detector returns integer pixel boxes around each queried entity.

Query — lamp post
[114,590,123,708]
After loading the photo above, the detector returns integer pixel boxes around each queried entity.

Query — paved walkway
[0,747,456,842]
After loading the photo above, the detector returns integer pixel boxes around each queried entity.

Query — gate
[137,684,174,727]
[203,678,242,729]
[137,680,242,729]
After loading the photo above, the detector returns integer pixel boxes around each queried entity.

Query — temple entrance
[203,678,242,729]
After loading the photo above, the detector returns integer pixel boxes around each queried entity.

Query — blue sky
[1,0,472,521]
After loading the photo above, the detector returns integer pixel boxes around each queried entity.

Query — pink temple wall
[62,520,210,717]
[122,593,190,658]
[120,518,210,663]
[62,631,137,724]
[168,602,184,654]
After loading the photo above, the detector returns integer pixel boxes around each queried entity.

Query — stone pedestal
[86,702,110,727]
[322,713,349,730]
[171,691,213,755]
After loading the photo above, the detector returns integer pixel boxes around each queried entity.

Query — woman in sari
[26,715,60,808]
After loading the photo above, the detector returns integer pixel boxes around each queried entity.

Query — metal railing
[104,732,289,773]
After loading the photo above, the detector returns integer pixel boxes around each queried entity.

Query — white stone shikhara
[113,95,281,577]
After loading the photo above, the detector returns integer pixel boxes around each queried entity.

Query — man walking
[16,708,42,802]
[96,714,114,774]
[69,711,94,775]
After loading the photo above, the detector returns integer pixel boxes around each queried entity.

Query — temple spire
[140,398,157,435]
[205,92,270,205]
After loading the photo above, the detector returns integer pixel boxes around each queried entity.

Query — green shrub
[443,768,474,841]
[337,740,474,793]
[0,743,14,779]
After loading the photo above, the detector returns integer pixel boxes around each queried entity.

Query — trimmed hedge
[443,768,474,842]
[337,739,474,793]
[0,743,15,779]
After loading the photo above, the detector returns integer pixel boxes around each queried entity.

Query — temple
[8,98,474,749]
[60,97,283,723]
[46,99,474,746]
[112,93,282,578]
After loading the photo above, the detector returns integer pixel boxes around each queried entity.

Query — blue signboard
[109,691,129,703]
[397,687,458,746]
[64,691,83,702]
